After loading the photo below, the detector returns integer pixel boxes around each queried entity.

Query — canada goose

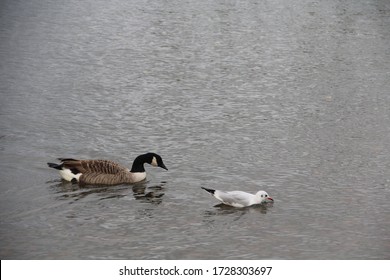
[47,153,168,185]
[201,187,273,208]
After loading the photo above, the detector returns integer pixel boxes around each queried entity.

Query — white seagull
[201,187,274,208]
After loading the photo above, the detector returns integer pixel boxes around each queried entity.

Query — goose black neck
[130,154,148,173]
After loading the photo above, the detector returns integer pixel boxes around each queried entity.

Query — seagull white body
[201,187,274,208]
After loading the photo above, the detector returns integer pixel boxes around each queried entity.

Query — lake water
[0,0,389,259]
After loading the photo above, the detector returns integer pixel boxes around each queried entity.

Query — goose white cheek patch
[151,156,158,167]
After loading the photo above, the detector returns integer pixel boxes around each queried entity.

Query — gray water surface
[0,0,389,259]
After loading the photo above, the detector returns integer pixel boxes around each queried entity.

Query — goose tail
[47,162,63,170]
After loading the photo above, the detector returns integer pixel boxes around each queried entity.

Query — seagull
[201,187,274,208]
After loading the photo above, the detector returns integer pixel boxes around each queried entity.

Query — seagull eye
[261,195,263,197]
[265,195,268,197]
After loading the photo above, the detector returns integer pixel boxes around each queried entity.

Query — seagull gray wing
[214,190,253,207]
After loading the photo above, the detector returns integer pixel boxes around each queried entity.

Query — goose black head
[147,153,168,170]
[131,153,168,172]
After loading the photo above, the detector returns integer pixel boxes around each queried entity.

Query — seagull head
[255,191,274,204]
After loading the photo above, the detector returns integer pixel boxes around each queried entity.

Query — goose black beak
[160,163,168,171]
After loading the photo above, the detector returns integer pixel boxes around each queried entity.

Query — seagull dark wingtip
[201,187,215,195]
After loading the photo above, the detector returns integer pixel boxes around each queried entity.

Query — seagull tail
[201,187,215,195]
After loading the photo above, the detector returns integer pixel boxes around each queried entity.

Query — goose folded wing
[61,159,129,174]
[79,172,130,185]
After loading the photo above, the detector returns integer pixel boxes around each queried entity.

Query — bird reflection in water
[132,182,165,205]
[48,179,166,204]
[202,203,273,228]
[205,202,272,217]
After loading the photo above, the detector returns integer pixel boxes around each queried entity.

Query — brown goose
[47,153,168,185]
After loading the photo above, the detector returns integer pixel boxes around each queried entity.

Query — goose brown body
[61,159,137,185]
[48,153,167,185]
